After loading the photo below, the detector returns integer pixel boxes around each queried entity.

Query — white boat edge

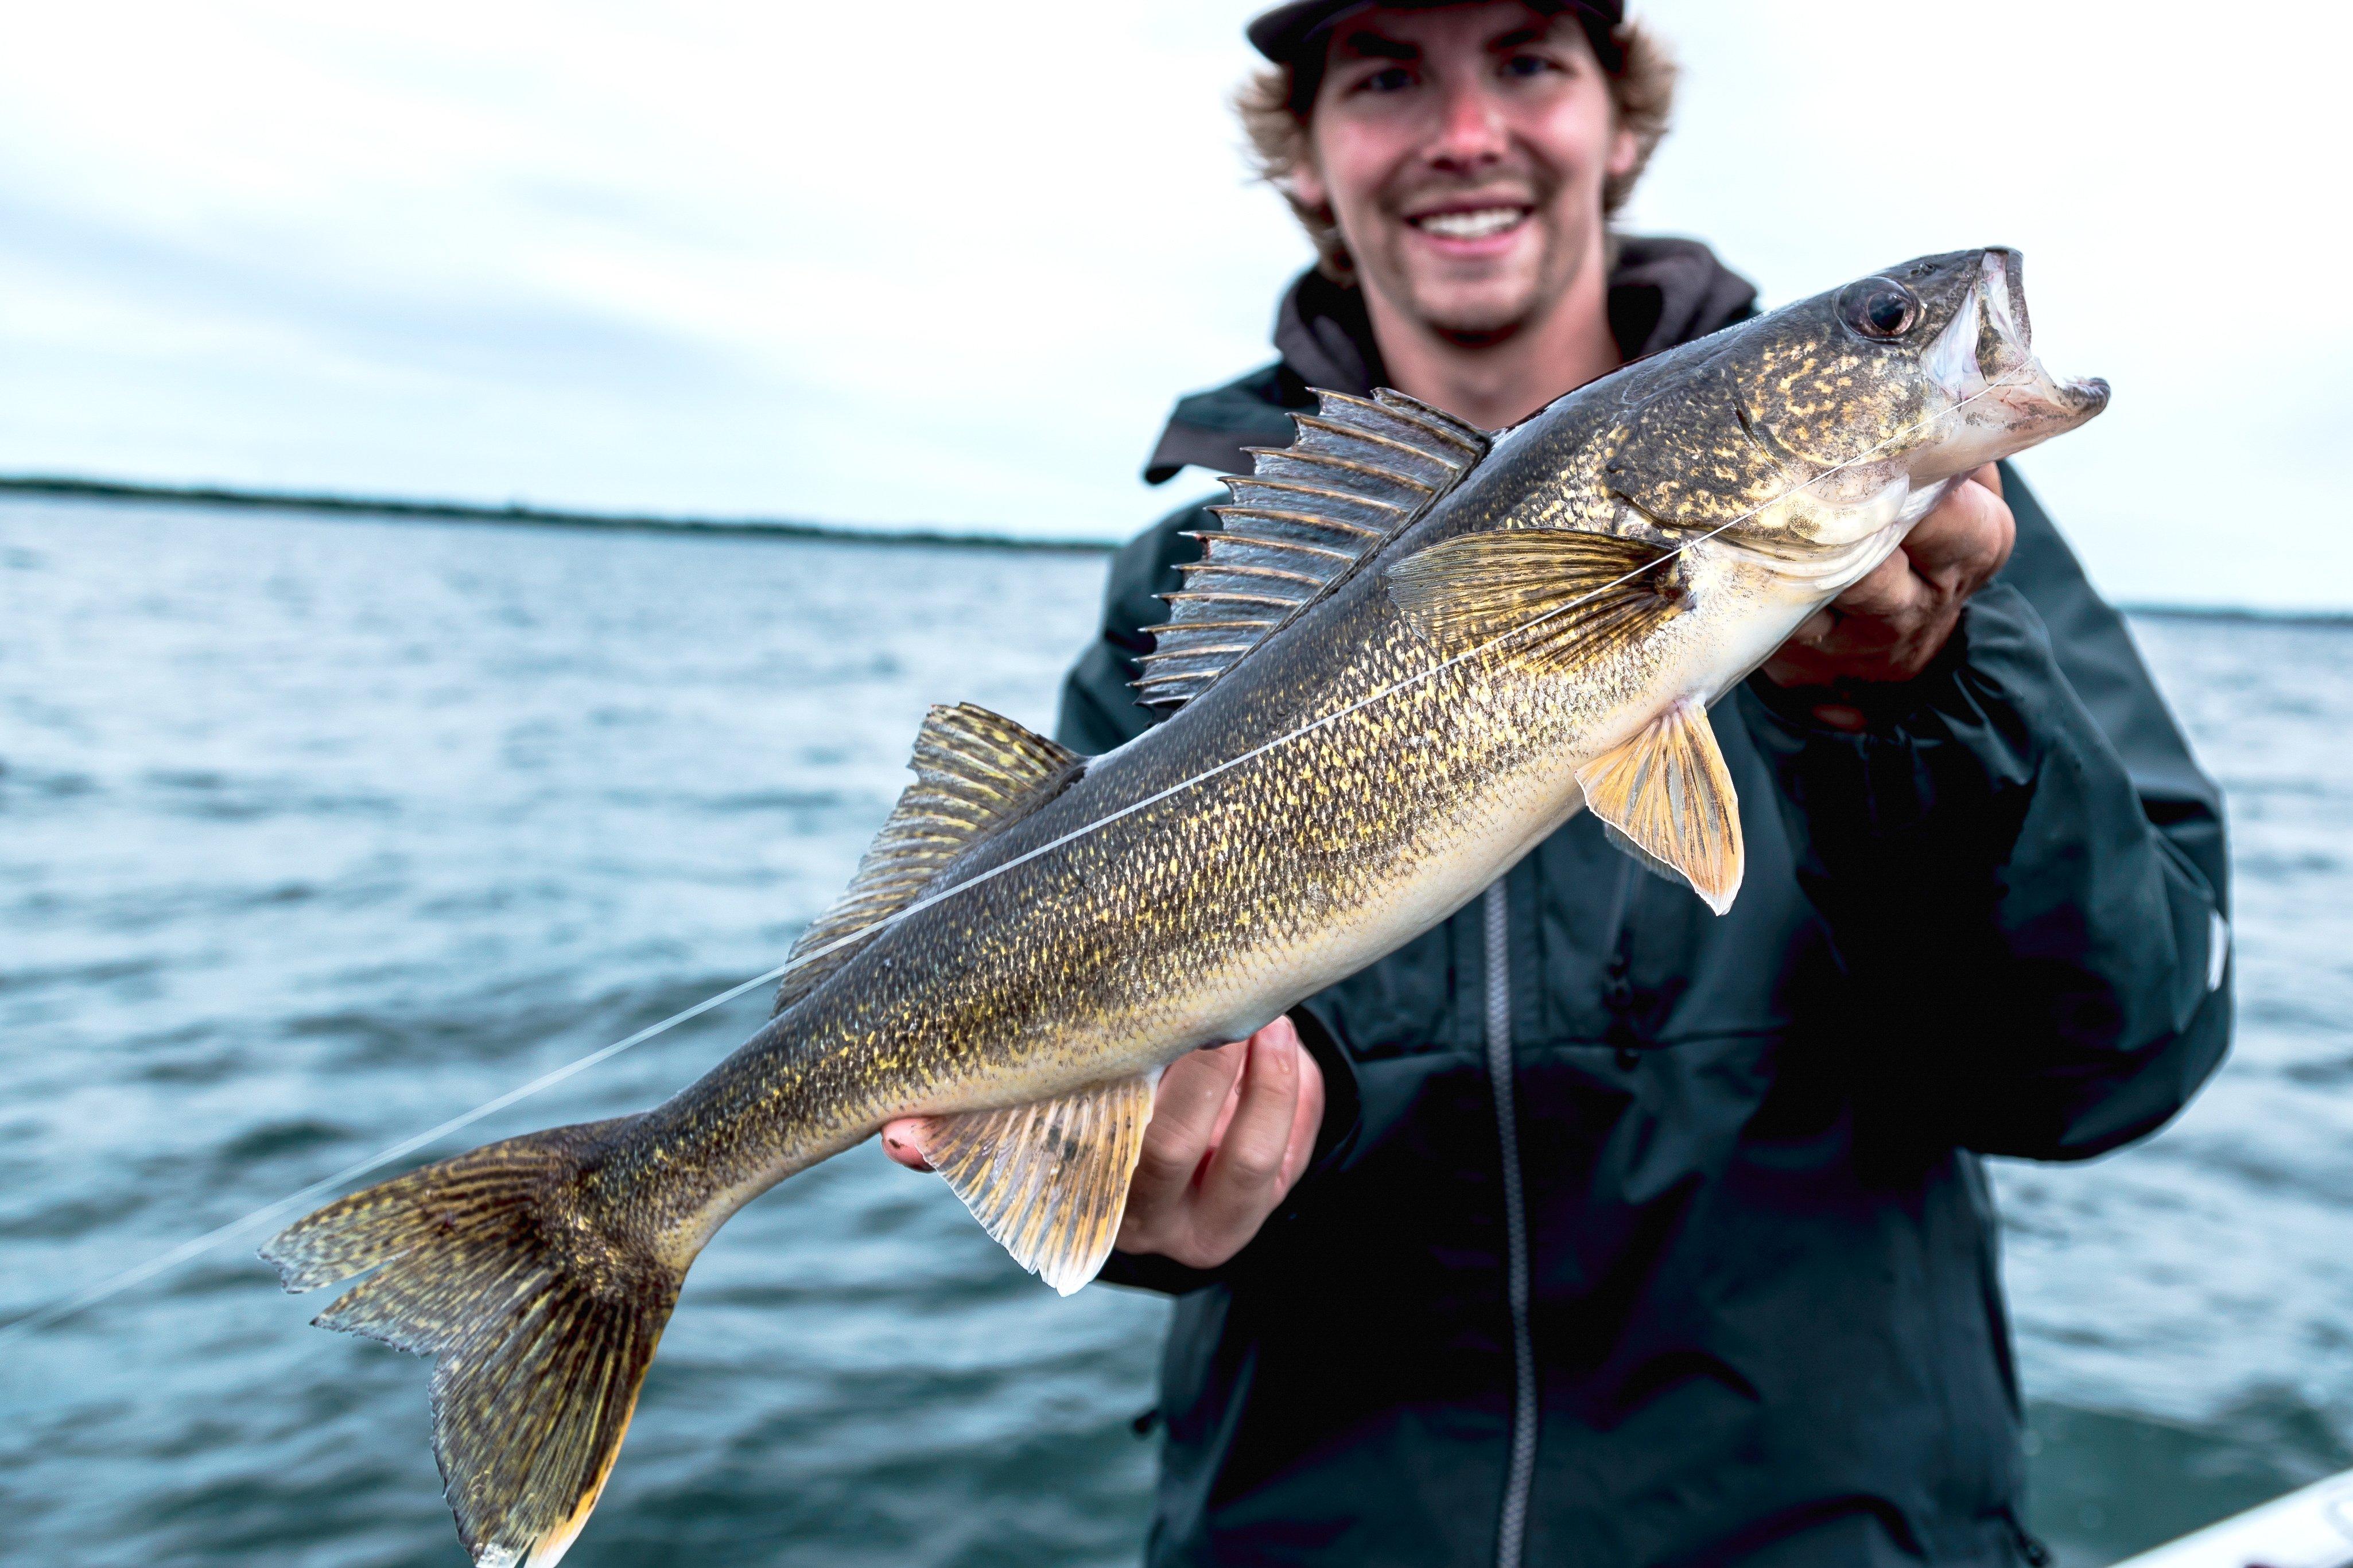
[2111,1465,2353,1568]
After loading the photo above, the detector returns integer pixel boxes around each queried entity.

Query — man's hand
[878,1015,1325,1272]
[1760,464,2014,731]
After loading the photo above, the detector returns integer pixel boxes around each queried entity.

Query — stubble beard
[1407,234,1562,345]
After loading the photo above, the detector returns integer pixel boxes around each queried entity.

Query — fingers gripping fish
[261,248,2107,1566]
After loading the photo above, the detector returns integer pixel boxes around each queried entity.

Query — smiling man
[883,3,2232,1565]
[1261,0,1641,429]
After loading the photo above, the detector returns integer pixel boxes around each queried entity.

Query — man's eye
[1360,65,1414,94]
[1500,53,1559,80]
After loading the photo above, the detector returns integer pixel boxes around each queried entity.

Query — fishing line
[0,966,794,1349]
[0,369,2029,1348]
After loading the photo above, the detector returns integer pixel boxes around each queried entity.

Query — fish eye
[1839,277,1920,339]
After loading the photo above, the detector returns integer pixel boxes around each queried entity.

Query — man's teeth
[1414,207,1525,239]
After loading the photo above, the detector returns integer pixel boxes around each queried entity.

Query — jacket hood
[1144,235,1759,484]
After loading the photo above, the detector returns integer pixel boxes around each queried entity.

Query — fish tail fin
[261,1118,680,1568]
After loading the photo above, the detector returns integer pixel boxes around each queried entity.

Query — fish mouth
[1919,248,2108,474]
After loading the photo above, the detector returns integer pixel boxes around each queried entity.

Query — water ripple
[1,499,2346,1567]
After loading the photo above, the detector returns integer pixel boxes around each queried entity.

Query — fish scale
[260,246,2110,1568]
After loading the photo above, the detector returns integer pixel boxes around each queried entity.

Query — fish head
[1762,246,2107,476]
[1718,246,2109,546]
[1597,247,2107,557]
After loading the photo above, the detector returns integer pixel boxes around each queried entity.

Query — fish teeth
[1414,207,1525,240]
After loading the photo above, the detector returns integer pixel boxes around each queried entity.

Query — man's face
[1294,3,1637,343]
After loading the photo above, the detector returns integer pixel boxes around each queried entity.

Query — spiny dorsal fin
[1385,526,1690,676]
[1576,697,1744,915]
[1134,388,1488,710]
[774,703,1080,1014]
[909,1071,1159,1295]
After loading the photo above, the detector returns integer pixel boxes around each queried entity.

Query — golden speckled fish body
[261,247,2114,1568]
[647,461,1703,1228]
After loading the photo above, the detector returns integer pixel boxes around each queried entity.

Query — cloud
[0,0,2343,603]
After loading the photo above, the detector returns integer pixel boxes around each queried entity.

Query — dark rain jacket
[1053,240,2233,1568]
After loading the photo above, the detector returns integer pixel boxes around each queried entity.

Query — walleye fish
[262,246,2106,1566]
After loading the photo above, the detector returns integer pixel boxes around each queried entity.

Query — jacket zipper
[1483,879,1539,1568]
[1482,857,1637,1564]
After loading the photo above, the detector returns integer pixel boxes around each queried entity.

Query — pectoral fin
[1575,698,1744,915]
[909,1072,1159,1296]
[1386,527,1688,675]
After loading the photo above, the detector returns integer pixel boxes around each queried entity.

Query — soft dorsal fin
[774,703,1080,1014]
[908,1071,1159,1295]
[1132,388,1487,710]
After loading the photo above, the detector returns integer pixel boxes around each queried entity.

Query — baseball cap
[1247,0,1625,68]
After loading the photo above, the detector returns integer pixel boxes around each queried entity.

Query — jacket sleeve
[1736,465,2231,1160]
[1055,501,1370,1294]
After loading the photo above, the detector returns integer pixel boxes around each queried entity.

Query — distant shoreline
[0,473,1119,555]
[2117,604,2353,628]
[8,472,2348,624]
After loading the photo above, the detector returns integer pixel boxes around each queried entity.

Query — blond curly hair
[1236,12,1676,282]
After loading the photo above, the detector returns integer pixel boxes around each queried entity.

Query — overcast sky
[3,2,2346,606]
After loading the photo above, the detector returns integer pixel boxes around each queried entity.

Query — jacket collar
[1144,235,1759,484]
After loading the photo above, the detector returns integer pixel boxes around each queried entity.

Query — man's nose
[1426,75,1509,170]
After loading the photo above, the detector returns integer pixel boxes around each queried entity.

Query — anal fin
[909,1072,1159,1295]
[1575,698,1744,915]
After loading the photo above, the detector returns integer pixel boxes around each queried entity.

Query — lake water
[1,496,2346,1567]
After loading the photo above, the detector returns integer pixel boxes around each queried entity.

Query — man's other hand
[1761,464,2014,730]
[877,1016,1325,1272]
